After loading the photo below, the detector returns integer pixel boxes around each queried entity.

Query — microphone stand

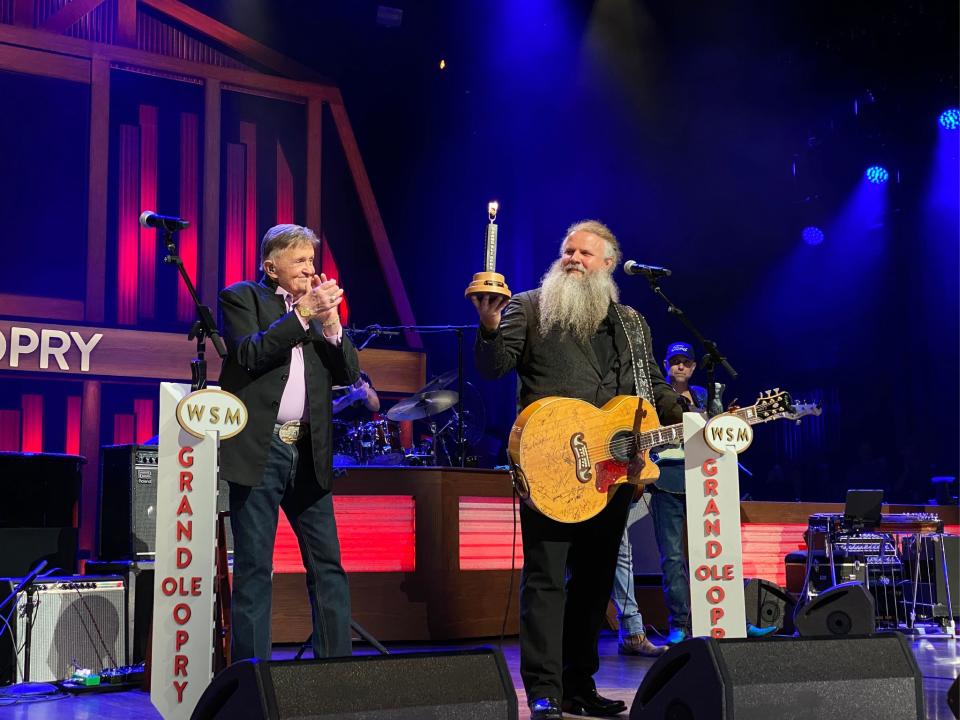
[360,324,478,467]
[641,276,737,413]
[346,325,401,351]
[161,229,227,390]
[0,560,48,692]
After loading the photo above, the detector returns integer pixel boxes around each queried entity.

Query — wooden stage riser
[265,474,958,642]
[272,570,522,644]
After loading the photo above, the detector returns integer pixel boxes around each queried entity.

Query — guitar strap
[525,292,655,405]
[612,303,655,406]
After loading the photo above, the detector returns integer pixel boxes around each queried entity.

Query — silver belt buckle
[278,421,304,445]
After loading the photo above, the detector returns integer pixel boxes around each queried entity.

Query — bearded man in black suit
[219,223,360,662]
[472,220,683,719]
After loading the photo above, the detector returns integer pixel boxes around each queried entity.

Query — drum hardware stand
[427,419,440,466]
[357,324,479,467]
[433,412,465,466]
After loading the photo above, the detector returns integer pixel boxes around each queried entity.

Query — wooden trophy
[464,201,511,300]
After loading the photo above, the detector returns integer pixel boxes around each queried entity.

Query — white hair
[561,219,622,266]
[538,257,619,344]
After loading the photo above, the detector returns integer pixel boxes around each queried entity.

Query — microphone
[623,260,672,278]
[139,211,189,232]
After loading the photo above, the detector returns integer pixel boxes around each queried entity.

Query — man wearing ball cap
[612,341,724,648]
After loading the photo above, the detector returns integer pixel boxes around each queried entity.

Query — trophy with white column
[464,201,511,300]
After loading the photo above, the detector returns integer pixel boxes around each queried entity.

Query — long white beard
[538,259,619,344]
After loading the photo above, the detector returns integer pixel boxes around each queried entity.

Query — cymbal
[386,390,459,421]
[416,369,457,395]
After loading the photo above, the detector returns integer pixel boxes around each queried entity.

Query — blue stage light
[802,226,824,245]
[865,165,889,184]
[938,108,960,130]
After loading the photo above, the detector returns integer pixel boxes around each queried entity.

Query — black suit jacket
[475,289,682,424]
[218,278,360,489]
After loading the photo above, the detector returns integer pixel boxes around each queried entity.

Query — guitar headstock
[785,399,823,423]
[752,389,793,422]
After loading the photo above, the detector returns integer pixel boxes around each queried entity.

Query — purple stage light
[802,226,824,245]
[938,108,960,130]
[865,165,889,184]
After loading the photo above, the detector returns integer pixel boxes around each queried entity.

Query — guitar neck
[636,404,763,451]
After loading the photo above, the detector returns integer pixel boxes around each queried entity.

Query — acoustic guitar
[507,390,820,523]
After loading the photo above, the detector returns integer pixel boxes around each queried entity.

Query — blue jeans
[229,431,352,661]
[611,497,650,639]
[650,465,690,631]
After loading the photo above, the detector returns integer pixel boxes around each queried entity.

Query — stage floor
[0,630,957,719]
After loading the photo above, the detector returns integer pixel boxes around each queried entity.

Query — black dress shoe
[529,696,563,720]
[562,687,627,717]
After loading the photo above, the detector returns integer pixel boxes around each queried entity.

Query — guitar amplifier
[0,576,125,684]
[85,560,155,665]
[98,444,232,560]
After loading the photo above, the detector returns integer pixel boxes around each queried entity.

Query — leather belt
[275,421,309,445]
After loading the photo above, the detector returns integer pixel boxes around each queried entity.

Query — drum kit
[332,417,406,467]
[332,370,484,468]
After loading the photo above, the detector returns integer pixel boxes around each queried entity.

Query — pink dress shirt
[275,286,341,423]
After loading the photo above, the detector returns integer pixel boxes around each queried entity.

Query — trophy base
[465,271,511,299]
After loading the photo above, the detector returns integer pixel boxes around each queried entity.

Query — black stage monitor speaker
[630,633,924,720]
[99,444,232,559]
[191,648,518,720]
[743,578,796,634]
[794,580,876,636]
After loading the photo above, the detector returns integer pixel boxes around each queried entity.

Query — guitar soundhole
[609,430,634,462]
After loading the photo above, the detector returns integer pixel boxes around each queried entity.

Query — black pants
[518,484,633,701]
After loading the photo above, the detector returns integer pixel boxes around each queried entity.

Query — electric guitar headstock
[784,398,823,424]
[745,389,823,425]
[749,388,794,423]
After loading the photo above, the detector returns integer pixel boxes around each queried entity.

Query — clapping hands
[298,273,343,327]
